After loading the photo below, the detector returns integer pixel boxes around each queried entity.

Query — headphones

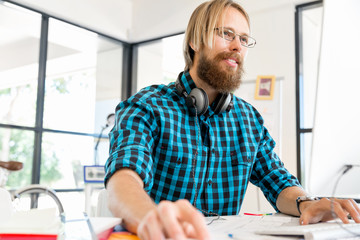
[175,72,233,115]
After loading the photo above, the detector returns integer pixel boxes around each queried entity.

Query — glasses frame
[214,27,256,48]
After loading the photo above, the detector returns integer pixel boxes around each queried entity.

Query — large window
[0,3,42,187]
[0,2,123,213]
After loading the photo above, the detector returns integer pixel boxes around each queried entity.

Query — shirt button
[211,148,215,154]
[177,159,181,165]
[208,179,212,186]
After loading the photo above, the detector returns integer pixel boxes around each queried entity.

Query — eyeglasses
[214,27,256,48]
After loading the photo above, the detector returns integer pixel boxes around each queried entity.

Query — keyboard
[256,221,360,240]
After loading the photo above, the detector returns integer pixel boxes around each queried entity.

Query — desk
[206,213,360,240]
[3,211,358,240]
[64,215,121,240]
[81,214,360,240]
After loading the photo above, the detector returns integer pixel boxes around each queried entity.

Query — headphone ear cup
[186,88,208,115]
[213,93,232,114]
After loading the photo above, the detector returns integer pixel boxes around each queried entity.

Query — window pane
[44,18,122,134]
[0,3,41,127]
[40,132,107,189]
[300,7,323,129]
[299,132,312,190]
[0,128,34,188]
[137,34,185,91]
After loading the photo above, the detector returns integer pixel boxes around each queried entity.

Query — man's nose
[230,36,244,52]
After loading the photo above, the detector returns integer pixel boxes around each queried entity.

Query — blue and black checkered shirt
[105,71,300,215]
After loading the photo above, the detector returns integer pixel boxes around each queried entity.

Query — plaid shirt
[105,71,300,215]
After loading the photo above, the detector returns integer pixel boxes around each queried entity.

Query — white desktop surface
[207,214,297,240]
[206,213,360,240]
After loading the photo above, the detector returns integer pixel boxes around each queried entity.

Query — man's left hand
[300,198,360,225]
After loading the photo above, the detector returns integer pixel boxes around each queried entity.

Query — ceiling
[5,0,315,43]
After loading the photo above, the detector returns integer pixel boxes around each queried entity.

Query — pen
[228,233,241,239]
[243,212,273,216]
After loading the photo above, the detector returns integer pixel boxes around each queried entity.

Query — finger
[344,199,360,223]
[182,222,196,238]
[299,212,309,225]
[138,210,165,240]
[158,201,187,240]
[299,199,324,225]
[352,199,360,212]
[175,200,211,240]
[299,208,322,225]
[330,199,350,224]
[137,221,150,240]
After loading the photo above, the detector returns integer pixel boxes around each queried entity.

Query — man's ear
[189,42,197,52]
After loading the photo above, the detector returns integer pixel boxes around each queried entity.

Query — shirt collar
[180,71,197,96]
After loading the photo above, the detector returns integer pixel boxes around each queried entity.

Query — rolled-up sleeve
[250,126,301,211]
[104,97,158,192]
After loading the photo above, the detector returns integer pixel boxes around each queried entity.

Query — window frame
[0,1,127,193]
[295,0,323,185]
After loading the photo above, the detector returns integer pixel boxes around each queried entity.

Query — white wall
[246,4,297,176]
[240,3,299,213]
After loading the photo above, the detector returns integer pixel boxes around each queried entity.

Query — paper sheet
[206,214,300,240]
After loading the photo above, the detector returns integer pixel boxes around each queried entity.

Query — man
[105,0,360,239]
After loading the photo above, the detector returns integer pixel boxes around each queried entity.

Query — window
[0,2,123,213]
[296,2,323,188]
[0,3,41,188]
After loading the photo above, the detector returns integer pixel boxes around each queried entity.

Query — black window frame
[295,0,323,184]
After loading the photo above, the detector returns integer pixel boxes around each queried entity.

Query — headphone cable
[191,108,222,225]
[331,164,360,237]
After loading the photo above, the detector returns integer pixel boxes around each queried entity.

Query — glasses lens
[216,28,234,41]
[244,37,256,48]
[240,36,249,46]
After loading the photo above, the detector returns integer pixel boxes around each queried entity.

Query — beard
[196,50,244,93]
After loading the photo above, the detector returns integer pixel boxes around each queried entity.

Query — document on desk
[206,214,360,240]
[206,214,296,240]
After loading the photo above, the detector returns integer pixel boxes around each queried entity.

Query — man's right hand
[107,169,211,240]
[137,199,210,240]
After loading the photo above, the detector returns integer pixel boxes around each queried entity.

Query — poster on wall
[255,75,275,100]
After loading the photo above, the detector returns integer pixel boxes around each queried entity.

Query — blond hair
[183,0,250,70]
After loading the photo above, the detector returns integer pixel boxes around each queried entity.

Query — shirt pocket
[157,144,192,170]
[220,151,254,187]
